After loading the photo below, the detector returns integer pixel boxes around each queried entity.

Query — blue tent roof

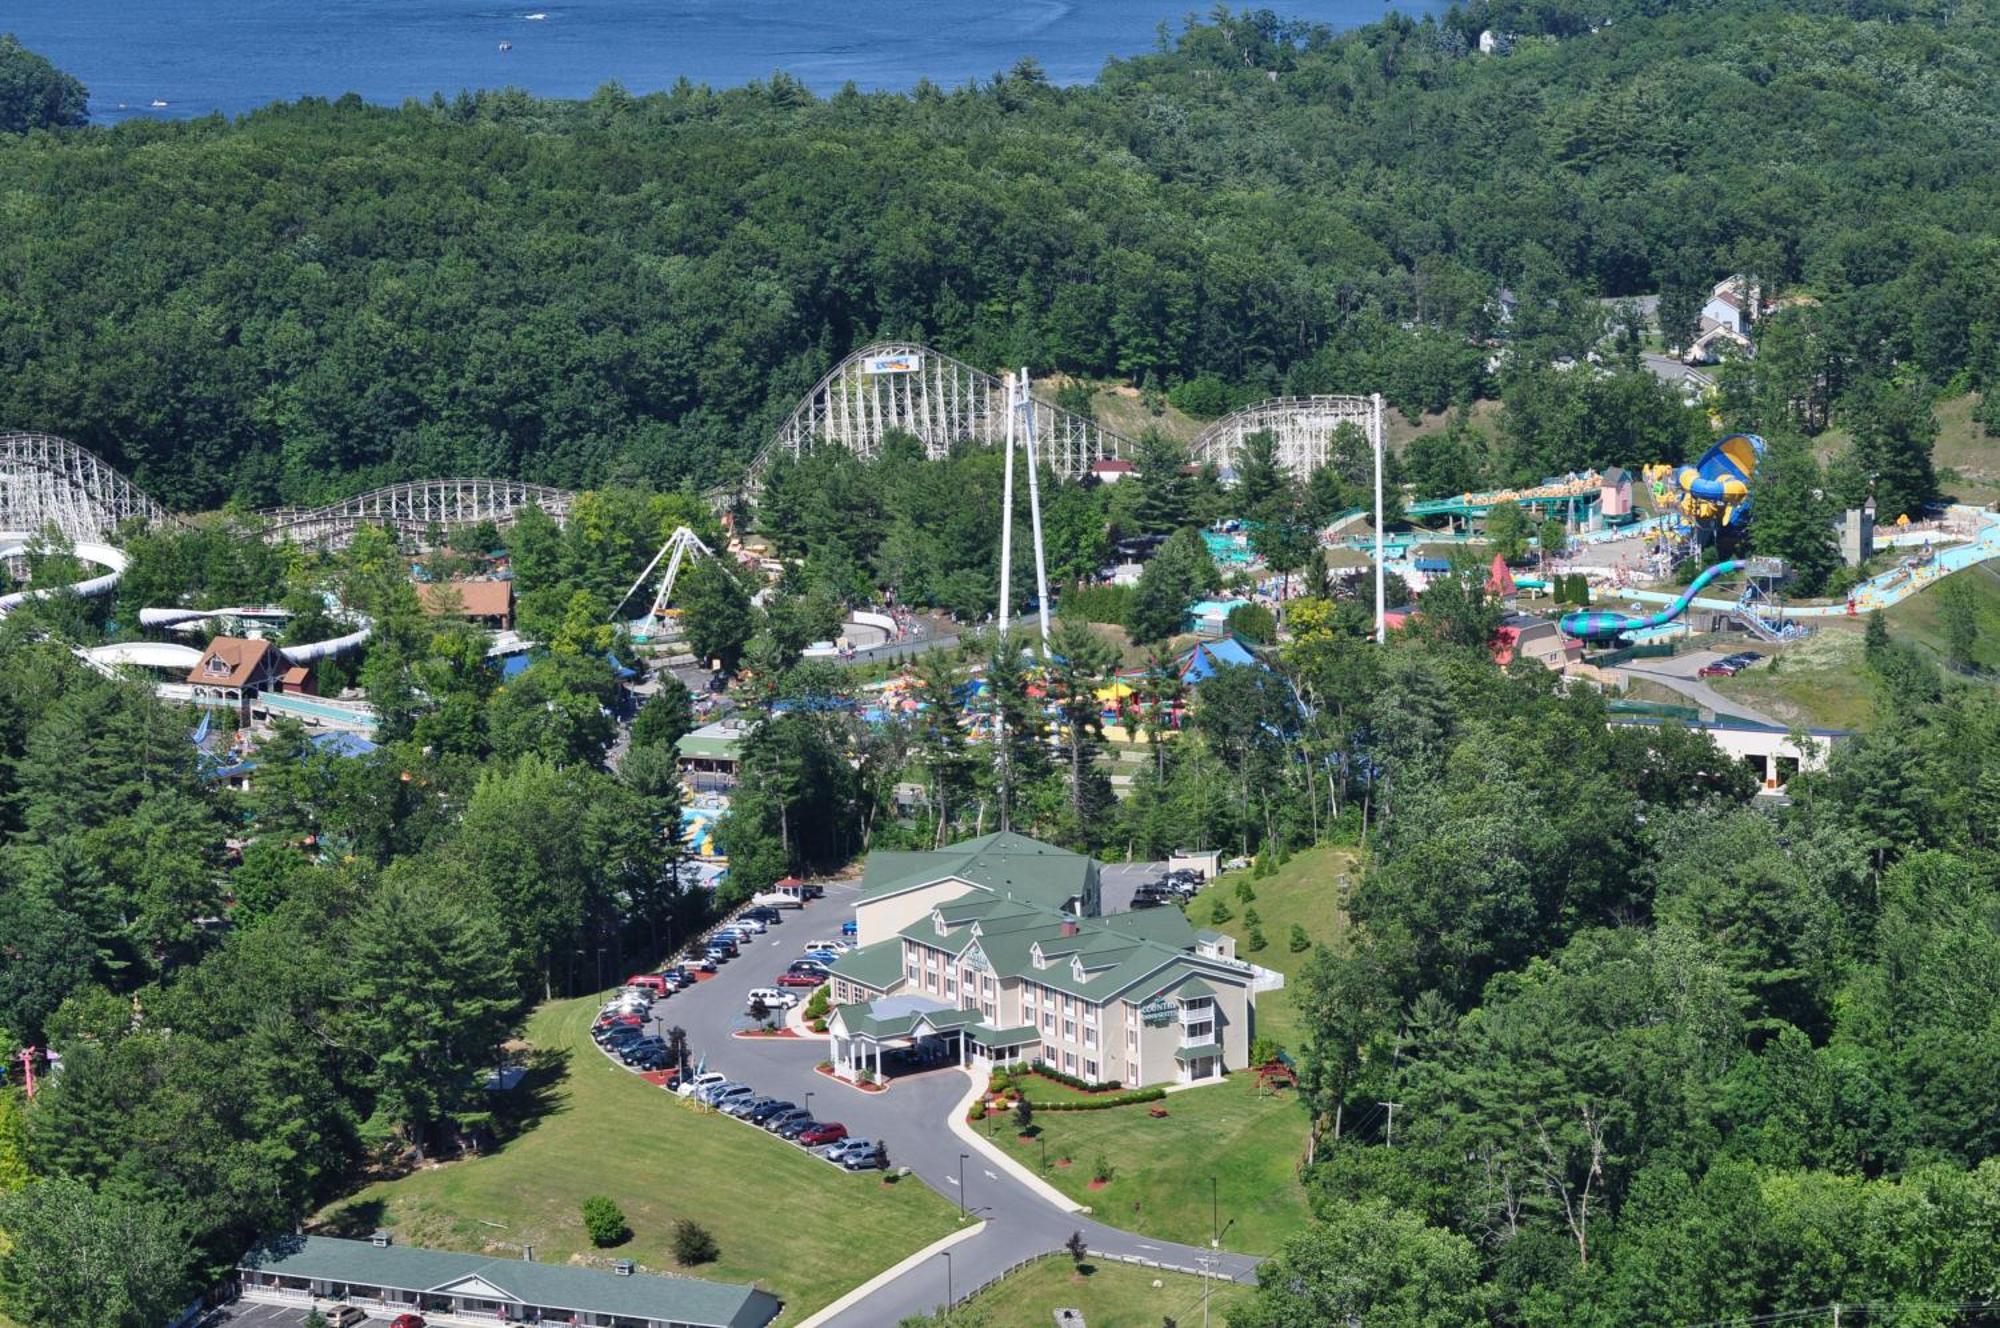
[312,731,379,758]
[605,651,638,680]
[499,653,534,681]
[1177,636,1263,683]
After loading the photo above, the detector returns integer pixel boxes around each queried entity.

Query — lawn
[1712,561,2000,730]
[320,997,959,1326]
[986,1075,1311,1256]
[1184,845,1356,1051]
[959,1254,1254,1328]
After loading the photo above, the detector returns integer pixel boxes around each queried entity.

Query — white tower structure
[612,525,714,624]
[995,369,1053,655]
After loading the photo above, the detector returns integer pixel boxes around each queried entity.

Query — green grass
[320,997,959,1326]
[959,1254,1255,1328]
[1712,561,2000,730]
[990,1075,1309,1254]
[1185,846,1355,1051]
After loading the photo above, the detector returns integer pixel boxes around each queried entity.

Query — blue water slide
[1558,559,1746,642]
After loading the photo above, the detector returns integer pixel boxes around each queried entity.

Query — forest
[0,0,1996,509]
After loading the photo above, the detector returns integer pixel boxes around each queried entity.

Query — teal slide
[1558,559,1745,642]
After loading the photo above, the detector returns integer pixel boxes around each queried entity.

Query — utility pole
[1373,392,1387,645]
[1380,1100,1400,1147]
[1017,369,1053,656]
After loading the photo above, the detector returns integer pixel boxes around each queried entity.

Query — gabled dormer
[1030,941,1047,970]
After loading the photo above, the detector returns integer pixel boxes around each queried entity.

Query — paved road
[1617,651,1785,727]
[627,884,1260,1324]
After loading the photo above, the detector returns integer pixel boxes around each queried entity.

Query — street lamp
[1210,1175,1219,1250]
[942,1249,954,1309]
[804,1091,814,1120]
[1039,1135,1048,1174]
[958,1153,969,1218]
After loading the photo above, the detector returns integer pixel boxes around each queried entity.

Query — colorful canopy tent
[1176,636,1263,684]
[1095,681,1137,703]
[1486,556,1518,596]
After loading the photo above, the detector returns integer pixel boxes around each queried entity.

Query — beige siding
[854,880,971,947]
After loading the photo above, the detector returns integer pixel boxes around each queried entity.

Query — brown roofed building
[188,637,286,725]
[416,578,514,630]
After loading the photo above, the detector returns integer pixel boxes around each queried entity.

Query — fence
[1585,640,1678,667]
[949,1244,1257,1312]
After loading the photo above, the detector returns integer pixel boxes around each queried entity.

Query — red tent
[1486,555,1518,596]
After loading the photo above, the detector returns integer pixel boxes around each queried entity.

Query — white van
[802,939,850,956]
[676,1071,726,1099]
[745,988,799,1011]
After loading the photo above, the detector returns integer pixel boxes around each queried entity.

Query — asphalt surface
[1617,650,1784,727]
[623,882,1261,1324]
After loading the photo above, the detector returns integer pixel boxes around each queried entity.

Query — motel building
[824,833,1264,1089]
[234,1233,780,1328]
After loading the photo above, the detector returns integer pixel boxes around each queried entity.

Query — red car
[391,1316,427,1328]
[798,1121,847,1146]
[776,971,823,987]
[594,1013,644,1032]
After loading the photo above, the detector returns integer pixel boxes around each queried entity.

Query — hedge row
[1026,1087,1168,1112]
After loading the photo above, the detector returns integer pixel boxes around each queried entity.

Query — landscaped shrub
[1208,898,1233,924]
[1288,923,1310,953]
[1225,602,1276,644]
[672,1219,718,1266]
[1243,906,1261,929]
[803,984,831,1021]
[1250,1035,1280,1066]
[1029,1088,1168,1112]
[1061,582,1134,627]
[1235,877,1256,902]
[1014,1097,1034,1132]
[968,1102,987,1122]
[1091,1153,1116,1183]
[581,1195,630,1248]
[1026,1062,1122,1093]
[1248,926,1268,952]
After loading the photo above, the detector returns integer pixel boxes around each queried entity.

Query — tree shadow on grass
[318,1197,387,1238]
[490,1044,573,1145]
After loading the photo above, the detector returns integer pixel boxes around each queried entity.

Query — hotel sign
[862,352,922,375]
[1140,996,1175,1027]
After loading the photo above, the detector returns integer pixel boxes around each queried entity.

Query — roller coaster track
[744,341,1135,492]
[256,478,575,548]
[1187,394,1384,479]
[0,432,167,543]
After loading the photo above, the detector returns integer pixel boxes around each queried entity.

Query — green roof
[239,1235,778,1328]
[676,734,741,761]
[832,998,983,1040]
[1194,928,1227,943]
[857,832,1096,913]
[1102,907,1197,948]
[971,1023,1042,1049]
[1176,976,1216,998]
[826,938,905,993]
[1174,1041,1223,1062]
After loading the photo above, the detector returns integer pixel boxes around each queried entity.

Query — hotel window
[1043,1011,1055,1030]
[1063,1051,1077,1072]
[925,952,938,970]
[1062,1019,1076,1040]
[1084,1028,1098,1049]
[983,1001,995,1019]
[906,963,920,984]
[983,975,995,994]
[926,972,939,993]
[1063,996,1076,1015]
[1126,1029,1137,1049]
[1184,1020,1214,1043]
[945,977,956,997]
[1127,1059,1138,1082]
[1044,1043,1059,1063]
[1083,1007,1097,1025]
[1084,1059,1098,1081]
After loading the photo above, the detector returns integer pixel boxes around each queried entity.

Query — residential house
[187,636,286,726]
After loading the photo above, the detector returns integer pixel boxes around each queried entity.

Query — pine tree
[1748,431,1839,593]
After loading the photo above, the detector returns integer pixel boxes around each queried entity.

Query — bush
[1225,602,1276,643]
[1243,906,1261,928]
[1248,926,1268,952]
[672,1219,719,1266]
[1061,582,1134,627]
[1168,373,1237,421]
[968,1102,987,1121]
[1250,1034,1280,1065]
[303,1314,330,1328]
[1091,1153,1116,1183]
[1027,1088,1168,1112]
[988,1068,1012,1096]
[1014,1097,1035,1132]
[803,984,831,1021]
[1235,878,1256,902]
[581,1195,630,1248]
[1208,897,1233,924]
[1288,923,1311,953]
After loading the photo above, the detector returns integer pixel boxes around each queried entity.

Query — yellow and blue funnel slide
[1645,433,1764,526]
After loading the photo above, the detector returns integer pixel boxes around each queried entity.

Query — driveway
[624,885,1261,1325]
[1616,650,1784,727]
[1097,862,1170,915]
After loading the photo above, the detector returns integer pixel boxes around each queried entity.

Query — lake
[6,0,1436,123]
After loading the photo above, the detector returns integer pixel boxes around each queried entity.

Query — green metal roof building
[235,1234,780,1328]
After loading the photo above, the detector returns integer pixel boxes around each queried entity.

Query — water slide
[1560,559,1747,642]
[1647,433,1763,527]
[139,602,371,663]
[0,534,128,615]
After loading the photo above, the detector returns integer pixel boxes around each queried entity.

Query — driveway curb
[791,1218,990,1328]
[945,1074,1086,1215]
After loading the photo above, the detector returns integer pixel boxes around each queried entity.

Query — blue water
[6,0,1431,123]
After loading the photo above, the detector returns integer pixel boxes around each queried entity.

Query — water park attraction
[1559,559,1748,643]
[1647,433,1764,528]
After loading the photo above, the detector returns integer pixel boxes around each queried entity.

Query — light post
[942,1249,954,1309]
[1210,1175,1219,1250]
[804,1091,814,1120]
[958,1152,969,1218]
[1372,391,1387,645]
[1039,1135,1048,1174]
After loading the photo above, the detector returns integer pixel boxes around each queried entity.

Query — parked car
[801,949,841,965]
[627,1046,674,1071]
[840,920,859,937]
[776,971,823,988]
[703,946,734,964]
[745,1099,796,1124]
[765,1108,813,1134]
[677,1071,727,1099]
[798,1121,848,1146]
[625,974,669,995]
[703,1082,754,1107]
[390,1315,428,1328]
[818,1136,873,1160]
[745,988,799,1010]
[724,1095,775,1118]
[842,1142,888,1171]
[803,883,826,899]
[618,1038,667,1064]
[774,1114,818,1140]
[325,1309,368,1328]
[734,916,768,934]
[741,907,782,924]
[802,939,848,955]
[687,957,717,974]
[1697,660,1744,677]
